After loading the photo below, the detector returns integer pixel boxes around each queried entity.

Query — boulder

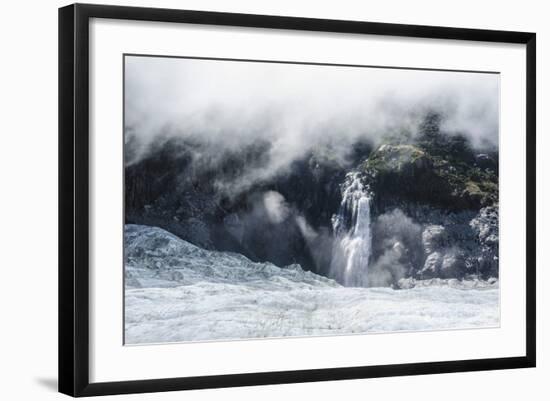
[420,251,442,277]
[440,251,464,278]
[421,225,447,254]
[469,206,499,276]
[419,249,465,279]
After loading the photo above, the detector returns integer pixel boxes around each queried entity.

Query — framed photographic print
[58,3,536,397]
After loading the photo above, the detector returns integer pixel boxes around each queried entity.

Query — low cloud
[125,56,499,196]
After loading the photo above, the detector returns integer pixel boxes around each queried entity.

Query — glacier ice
[124,224,499,344]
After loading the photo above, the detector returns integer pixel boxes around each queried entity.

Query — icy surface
[125,224,500,344]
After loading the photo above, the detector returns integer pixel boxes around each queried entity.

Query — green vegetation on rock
[360,114,498,210]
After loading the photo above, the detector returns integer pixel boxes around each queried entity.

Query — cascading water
[330,172,372,287]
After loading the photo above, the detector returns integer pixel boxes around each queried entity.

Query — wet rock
[419,248,465,279]
[422,225,447,254]
[470,206,499,243]
[421,251,442,277]
[440,251,464,278]
[469,206,499,276]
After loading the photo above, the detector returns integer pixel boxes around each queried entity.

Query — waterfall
[330,172,372,287]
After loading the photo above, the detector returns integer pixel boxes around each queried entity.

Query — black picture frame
[59,3,536,397]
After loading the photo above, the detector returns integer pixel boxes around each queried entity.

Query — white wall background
[0,0,546,399]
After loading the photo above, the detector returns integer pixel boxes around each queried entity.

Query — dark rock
[422,225,447,254]
[124,111,499,284]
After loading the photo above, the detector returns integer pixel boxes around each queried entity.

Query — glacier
[125,224,499,344]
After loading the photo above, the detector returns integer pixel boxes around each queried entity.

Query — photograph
[123,55,500,344]
[0,0,543,399]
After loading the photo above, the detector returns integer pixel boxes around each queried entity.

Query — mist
[124,55,499,196]
[369,209,423,287]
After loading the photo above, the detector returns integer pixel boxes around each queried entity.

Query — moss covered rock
[361,141,498,211]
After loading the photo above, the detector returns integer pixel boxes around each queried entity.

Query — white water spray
[330,172,372,287]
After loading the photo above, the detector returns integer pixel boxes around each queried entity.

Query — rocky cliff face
[125,137,355,274]
[125,113,498,286]
[356,114,498,284]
